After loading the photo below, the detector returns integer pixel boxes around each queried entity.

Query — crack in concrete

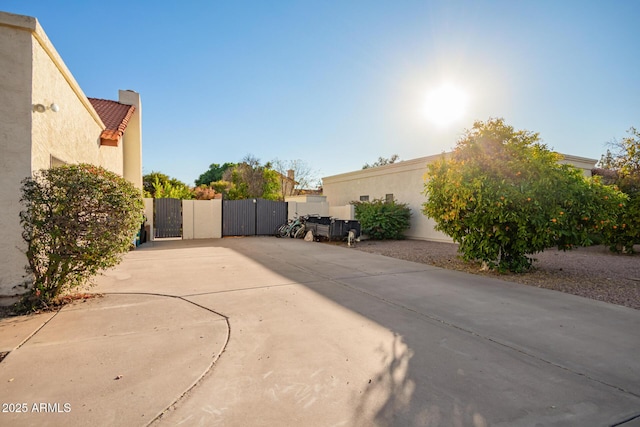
[13,309,62,351]
[181,283,295,297]
[98,292,232,427]
[611,412,640,426]
[332,279,640,402]
[257,249,640,402]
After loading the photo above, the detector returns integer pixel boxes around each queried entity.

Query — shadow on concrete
[191,238,498,425]
[353,334,416,426]
[132,237,639,426]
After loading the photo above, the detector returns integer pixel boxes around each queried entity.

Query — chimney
[118,90,142,190]
[287,169,294,181]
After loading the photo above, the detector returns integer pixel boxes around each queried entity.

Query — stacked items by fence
[143,195,355,241]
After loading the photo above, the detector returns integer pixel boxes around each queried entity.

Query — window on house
[359,195,369,202]
[385,193,394,203]
[50,156,67,167]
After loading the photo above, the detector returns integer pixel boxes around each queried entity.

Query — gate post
[144,198,154,242]
[213,199,222,238]
[154,198,183,238]
[182,200,194,239]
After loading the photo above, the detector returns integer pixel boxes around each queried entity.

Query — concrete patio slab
[0,311,57,352]
[1,237,638,426]
[0,294,228,427]
[159,281,640,427]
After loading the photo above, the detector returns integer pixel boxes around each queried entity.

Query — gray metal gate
[223,199,256,236]
[155,198,182,238]
[256,199,288,235]
[223,199,287,236]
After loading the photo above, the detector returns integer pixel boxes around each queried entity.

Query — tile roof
[88,98,136,146]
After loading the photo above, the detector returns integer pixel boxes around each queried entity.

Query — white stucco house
[322,153,598,241]
[0,11,143,303]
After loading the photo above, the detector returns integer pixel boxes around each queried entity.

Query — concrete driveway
[1,237,639,426]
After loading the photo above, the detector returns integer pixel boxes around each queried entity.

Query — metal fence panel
[222,199,288,236]
[155,198,182,238]
[256,199,288,235]
[222,199,256,236]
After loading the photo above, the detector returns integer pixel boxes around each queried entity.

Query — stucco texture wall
[119,90,142,190]
[0,11,127,301]
[322,153,597,242]
[30,29,121,174]
[182,199,222,239]
[322,155,452,242]
[0,20,33,296]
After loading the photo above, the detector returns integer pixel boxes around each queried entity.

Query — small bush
[353,198,411,240]
[193,185,218,200]
[18,164,144,311]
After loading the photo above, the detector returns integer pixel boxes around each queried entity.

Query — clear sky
[5,1,640,186]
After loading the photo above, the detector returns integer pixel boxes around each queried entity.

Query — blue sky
[5,1,640,186]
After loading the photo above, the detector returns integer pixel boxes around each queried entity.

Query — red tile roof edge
[88,98,136,145]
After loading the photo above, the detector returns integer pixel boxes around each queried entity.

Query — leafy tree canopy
[271,158,318,199]
[192,185,218,200]
[216,155,280,200]
[194,162,236,187]
[593,126,640,252]
[596,126,640,193]
[423,118,626,272]
[363,154,400,169]
[143,172,193,199]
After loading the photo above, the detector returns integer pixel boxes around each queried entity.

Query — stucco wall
[144,198,154,241]
[559,154,596,177]
[287,201,330,220]
[30,24,120,174]
[119,90,142,190]
[0,17,34,298]
[329,205,355,220]
[182,199,222,239]
[323,154,452,241]
[285,195,330,220]
[0,11,127,301]
[322,152,598,242]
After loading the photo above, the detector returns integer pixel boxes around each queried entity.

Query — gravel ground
[353,239,640,310]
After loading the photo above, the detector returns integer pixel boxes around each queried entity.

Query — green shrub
[143,171,193,199]
[423,118,627,272]
[19,164,144,311]
[601,190,639,253]
[353,198,411,240]
[594,127,640,253]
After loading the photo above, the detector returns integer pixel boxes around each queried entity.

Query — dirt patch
[0,292,103,319]
[0,305,17,319]
[352,240,640,310]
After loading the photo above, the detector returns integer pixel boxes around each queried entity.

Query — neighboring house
[0,11,143,303]
[322,153,598,242]
[277,169,298,199]
[277,169,323,198]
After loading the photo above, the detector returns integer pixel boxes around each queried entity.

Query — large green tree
[594,126,640,252]
[194,162,235,187]
[423,118,626,272]
[143,172,193,199]
[218,155,280,200]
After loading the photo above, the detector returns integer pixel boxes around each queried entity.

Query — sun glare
[423,83,469,128]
